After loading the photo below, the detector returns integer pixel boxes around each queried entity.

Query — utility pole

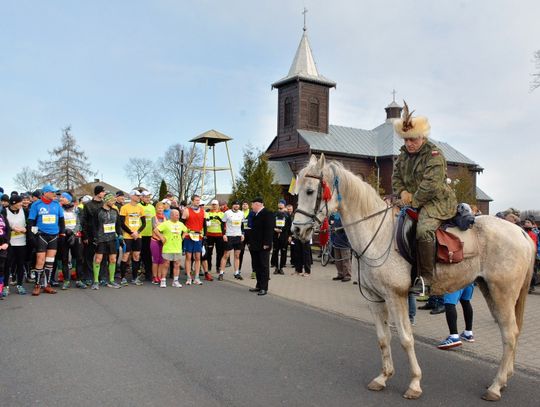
[179,148,185,202]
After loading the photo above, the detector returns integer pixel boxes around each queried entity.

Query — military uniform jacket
[392,140,457,220]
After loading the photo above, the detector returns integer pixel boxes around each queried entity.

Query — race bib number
[65,218,76,227]
[11,231,23,237]
[189,231,200,241]
[42,214,56,224]
[128,217,140,228]
[103,223,115,233]
[232,220,241,227]
[276,219,285,227]
[171,225,182,234]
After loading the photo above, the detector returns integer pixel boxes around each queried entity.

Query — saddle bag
[436,229,464,264]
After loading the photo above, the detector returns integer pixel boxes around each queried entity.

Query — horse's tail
[515,248,535,332]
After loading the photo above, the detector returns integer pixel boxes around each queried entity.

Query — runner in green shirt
[154,209,187,288]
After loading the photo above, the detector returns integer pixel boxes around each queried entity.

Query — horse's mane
[299,159,386,216]
[326,161,386,215]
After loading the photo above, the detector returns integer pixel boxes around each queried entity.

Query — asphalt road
[0,280,538,407]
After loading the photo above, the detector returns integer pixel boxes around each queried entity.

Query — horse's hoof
[482,389,501,401]
[367,380,385,392]
[403,388,422,399]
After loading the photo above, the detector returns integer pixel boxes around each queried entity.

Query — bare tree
[124,157,154,188]
[39,126,95,191]
[531,50,540,92]
[156,143,212,201]
[13,166,43,191]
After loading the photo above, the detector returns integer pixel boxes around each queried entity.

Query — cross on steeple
[302,7,308,32]
[392,89,397,102]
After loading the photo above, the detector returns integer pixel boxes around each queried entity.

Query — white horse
[292,154,534,401]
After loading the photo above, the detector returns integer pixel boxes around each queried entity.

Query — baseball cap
[130,189,142,196]
[9,195,22,205]
[61,192,73,202]
[231,200,240,205]
[94,185,105,195]
[81,195,92,204]
[115,190,125,197]
[278,199,286,205]
[210,199,219,205]
[42,184,59,193]
[141,191,152,196]
[161,199,171,205]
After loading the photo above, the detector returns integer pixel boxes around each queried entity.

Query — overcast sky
[1,0,539,212]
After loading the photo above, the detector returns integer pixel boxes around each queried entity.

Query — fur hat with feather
[393,101,430,139]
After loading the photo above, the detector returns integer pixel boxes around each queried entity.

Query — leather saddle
[396,207,478,266]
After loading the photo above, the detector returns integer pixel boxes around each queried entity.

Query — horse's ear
[309,154,318,166]
[317,153,326,170]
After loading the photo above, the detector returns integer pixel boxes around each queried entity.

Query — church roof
[297,122,478,166]
[272,30,336,89]
[476,186,493,201]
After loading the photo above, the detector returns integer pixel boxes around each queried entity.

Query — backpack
[453,203,475,231]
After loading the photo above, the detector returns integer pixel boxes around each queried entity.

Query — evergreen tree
[159,179,168,201]
[231,147,282,211]
[39,126,95,191]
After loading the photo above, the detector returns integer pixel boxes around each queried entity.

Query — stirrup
[409,276,427,296]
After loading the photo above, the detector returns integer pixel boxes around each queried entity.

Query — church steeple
[271,12,335,137]
[385,89,403,122]
[271,10,335,89]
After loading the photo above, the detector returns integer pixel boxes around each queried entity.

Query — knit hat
[61,192,73,202]
[103,193,116,203]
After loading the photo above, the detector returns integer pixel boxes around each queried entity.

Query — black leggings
[7,245,26,285]
[445,299,473,335]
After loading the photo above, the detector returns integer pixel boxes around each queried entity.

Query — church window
[284,97,292,127]
[309,97,319,127]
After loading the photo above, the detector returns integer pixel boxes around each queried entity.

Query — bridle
[292,173,330,226]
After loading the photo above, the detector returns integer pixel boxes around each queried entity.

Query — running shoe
[218,273,224,281]
[160,279,167,288]
[459,332,475,343]
[91,283,99,290]
[194,279,202,285]
[437,336,462,350]
[107,281,121,289]
[43,285,57,294]
[120,278,129,287]
[1,286,9,297]
[172,280,182,288]
[50,280,60,287]
[32,284,41,296]
[186,278,192,286]
[99,280,107,287]
[152,277,160,285]
[75,280,87,289]
[62,281,70,290]
[204,272,213,282]
[9,276,16,286]
[16,285,27,295]
[85,279,94,286]
[234,273,243,281]
[132,278,143,286]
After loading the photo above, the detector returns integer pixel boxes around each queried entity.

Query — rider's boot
[410,239,436,295]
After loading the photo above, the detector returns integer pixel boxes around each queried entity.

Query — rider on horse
[392,102,457,293]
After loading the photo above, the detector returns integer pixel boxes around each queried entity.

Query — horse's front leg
[367,301,394,391]
[387,296,423,399]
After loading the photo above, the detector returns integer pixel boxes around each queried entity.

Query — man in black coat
[248,197,274,296]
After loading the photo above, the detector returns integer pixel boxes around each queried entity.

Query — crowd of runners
[0,184,307,299]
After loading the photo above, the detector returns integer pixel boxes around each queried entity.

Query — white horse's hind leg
[482,289,520,401]
[387,296,422,399]
[367,302,394,392]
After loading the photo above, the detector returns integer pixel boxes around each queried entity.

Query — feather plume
[402,100,415,132]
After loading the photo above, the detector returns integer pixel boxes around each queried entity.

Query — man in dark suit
[248,197,274,296]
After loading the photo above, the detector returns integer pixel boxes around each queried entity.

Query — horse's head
[292,153,339,242]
